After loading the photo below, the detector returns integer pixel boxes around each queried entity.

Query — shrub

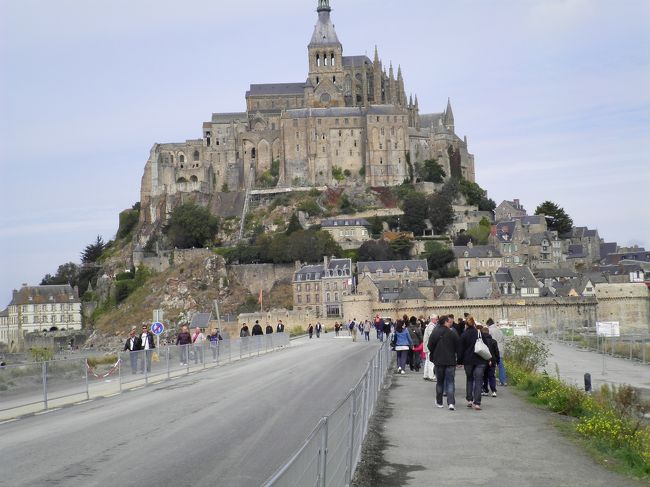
[30,347,54,363]
[87,355,118,367]
[505,336,549,372]
[117,208,140,239]
[332,166,344,182]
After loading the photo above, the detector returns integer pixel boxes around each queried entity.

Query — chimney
[467,241,474,249]
[513,199,520,208]
[323,255,329,269]
[295,260,302,272]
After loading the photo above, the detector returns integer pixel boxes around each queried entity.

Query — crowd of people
[388,313,507,411]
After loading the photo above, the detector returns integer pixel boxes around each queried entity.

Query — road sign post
[152,321,165,349]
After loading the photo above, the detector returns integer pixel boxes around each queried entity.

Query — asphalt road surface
[0,335,380,487]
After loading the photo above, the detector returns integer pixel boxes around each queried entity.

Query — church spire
[444,97,455,132]
[317,0,331,12]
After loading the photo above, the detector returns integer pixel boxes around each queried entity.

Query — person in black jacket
[139,324,156,373]
[459,317,490,410]
[124,328,142,374]
[482,326,501,397]
[251,321,264,336]
[427,315,460,410]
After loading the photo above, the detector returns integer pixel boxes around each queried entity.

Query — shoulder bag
[474,331,492,360]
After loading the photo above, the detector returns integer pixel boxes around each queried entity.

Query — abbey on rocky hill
[140,0,475,226]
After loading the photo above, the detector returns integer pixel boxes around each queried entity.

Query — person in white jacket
[422,315,438,381]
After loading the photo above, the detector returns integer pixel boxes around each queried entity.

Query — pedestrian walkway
[374,368,645,487]
[544,340,650,395]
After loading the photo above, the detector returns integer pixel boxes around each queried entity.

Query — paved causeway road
[0,335,380,487]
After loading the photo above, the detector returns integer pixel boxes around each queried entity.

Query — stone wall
[341,293,649,334]
[135,248,214,273]
[227,263,295,295]
[596,284,650,333]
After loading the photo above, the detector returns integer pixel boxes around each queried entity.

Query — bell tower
[307,0,344,106]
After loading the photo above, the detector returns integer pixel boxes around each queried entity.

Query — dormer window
[464,251,469,258]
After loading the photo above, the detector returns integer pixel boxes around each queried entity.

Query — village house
[453,242,503,277]
[495,199,526,222]
[356,259,429,282]
[320,217,371,250]
[494,266,540,297]
[293,256,353,318]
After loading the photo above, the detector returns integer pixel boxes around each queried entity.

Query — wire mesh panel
[0,362,47,411]
[262,422,326,487]
[325,395,353,487]
[45,358,88,402]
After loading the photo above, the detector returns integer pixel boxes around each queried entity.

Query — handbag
[474,331,492,360]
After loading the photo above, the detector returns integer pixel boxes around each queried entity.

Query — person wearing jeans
[487,318,507,385]
[459,318,490,410]
[393,321,413,374]
[428,315,460,410]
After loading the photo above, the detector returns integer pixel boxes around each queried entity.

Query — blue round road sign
[152,322,165,335]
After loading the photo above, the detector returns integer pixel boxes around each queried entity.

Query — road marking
[35,408,61,415]
[74,400,92,405]
[104,392,120,397]
[0,419,18,425]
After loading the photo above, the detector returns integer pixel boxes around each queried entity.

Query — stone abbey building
[140,0,475,227]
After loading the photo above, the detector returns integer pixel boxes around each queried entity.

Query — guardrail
[555,333,650,364]
[0,333,289,417]
[262,339,392,487]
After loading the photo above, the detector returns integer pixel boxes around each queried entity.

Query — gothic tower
[307,0,345,107]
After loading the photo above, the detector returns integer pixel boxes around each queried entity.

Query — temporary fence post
[42,362,48,409]
[144,352,148,386]
[118,353,123,392]
[318,417,329,487]
[167,347,171,380]
[85,358,89,400]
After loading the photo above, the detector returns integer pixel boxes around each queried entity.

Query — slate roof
[567,245,587,259]
[418,113,444,128]
[211,112,248,123]
[495,267,538,289]
[534,269,577,280]
[500,200,525,211]
[396,286,426,301]
[321,218,370,227]
[342,55,371,68]
[434,284,460,299]
[190,312,212,329]
[513,215,545,226]
[246,83,306,97]
[309,11,341,46]
[9,285,80,306]
[527,232,554,246]
[367,105,404,115]
[0,308,8,318]
[295,264,325,280]
[465,279,496,299]
[553,277,594,297]
[357,260,428,274]
[325,258,353,274]
[453,245,501,258]
[599,242,618,258]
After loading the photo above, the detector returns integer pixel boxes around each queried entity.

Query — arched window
[331,53,335,66]
[324,55,329,66]
[316,54,320,67]
[251,148,256,159]
[190,175,198,182]
[193,150,199,161]
[179,154,185,163]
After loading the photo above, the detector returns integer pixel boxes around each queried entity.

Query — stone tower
[307,0,345,107]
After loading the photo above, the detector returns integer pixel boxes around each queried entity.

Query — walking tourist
[208,328,222,362]
[422,316,437,381]
[459,317,490,410]
[482,326,500,397]
[123,328,141,374]
[191,326,205,364]
[487,318,507,386]
[393,321,413,375]
[428,315,460,410]
[363,320,371,341]
[139,324,156,373]
[176,325,192,365]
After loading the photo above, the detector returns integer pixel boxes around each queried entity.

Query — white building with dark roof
[320,217,371,249]
[356,259,428,282]
[453,243,503,277]
[2,284,82,344]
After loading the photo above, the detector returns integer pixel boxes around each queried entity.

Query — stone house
[1,284,82,345]
[563,227,601,263]
[453,243,503,277]
[320,217,370,249]
[494,267,540,297]
[495,199,526,222]
[356,259,429,282]
[525,231,563,269]
[490,220,527,266]
[293,256,353,318]
[551,277,597,298]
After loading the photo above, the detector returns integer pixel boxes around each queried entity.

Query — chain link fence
[0,333,289,417]
[261,340,392,487]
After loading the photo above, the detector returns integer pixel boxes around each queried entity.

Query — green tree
[285,213,302,235]
[117,206,140,239]
[401,192,428,235]
[421,159,446,183]
[535,201,573,235]
[164,203,219,249]
[41,262,80,286]
[389,234,413,259]
[457,178,496,211]
[427,193,454,235]
[358,240,395,261]
[424,241,457,279]
[466,217,492,245]
[81,236,105,264]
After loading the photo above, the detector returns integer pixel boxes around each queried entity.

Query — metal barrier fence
[555,334,650,364]
[262,340,392,487]
[0,333,289,416]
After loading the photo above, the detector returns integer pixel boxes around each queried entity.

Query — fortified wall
[227,263,295,295]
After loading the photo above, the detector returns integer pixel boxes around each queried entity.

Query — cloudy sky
[1,0,648,304]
